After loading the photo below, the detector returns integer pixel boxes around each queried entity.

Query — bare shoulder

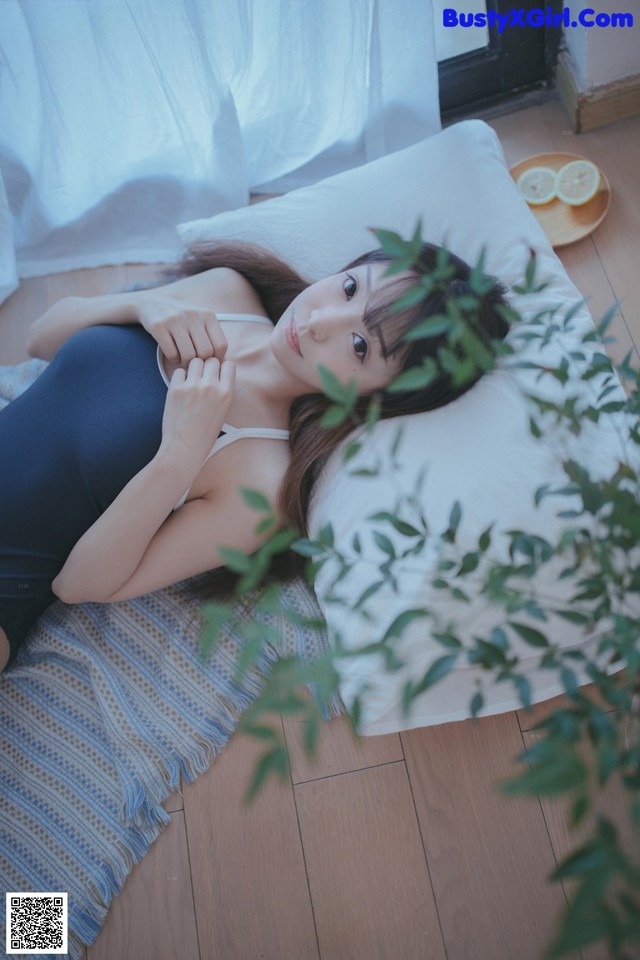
[205,267,267,314]
[161,266,268,318]
[193,434,290,511]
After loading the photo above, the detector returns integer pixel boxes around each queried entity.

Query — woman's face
[271,262,407,395]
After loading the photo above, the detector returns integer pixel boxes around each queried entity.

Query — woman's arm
[26,292,141,360]
[52,458,282,605]
[26,267,261,362]
[52,354,242,603]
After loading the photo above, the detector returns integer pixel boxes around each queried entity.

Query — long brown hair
[172,240,308,321]
[172,240,510,535]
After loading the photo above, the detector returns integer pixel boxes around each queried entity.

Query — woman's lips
[286,314,303,356]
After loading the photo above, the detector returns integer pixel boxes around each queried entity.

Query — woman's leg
[0,606,38,673]
[0,626,10,673]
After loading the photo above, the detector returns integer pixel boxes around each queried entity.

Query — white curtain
[0,0,440,300]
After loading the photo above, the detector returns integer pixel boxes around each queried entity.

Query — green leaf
[342,440,362,463]
[302,709,320,758]
[239,487,272,513]
[469,249,497,296]
[373,531,395,557]
[561,666,579,697]
[382,608,429,643]
[570,793,590,827]
[529,416,542,439]
[553,608,591,625]
[433,632,462,649]
[446,500,462,543]
[369,512,422,537]
[199,601,235,658]
[255,515,278,535]
[490,627,509,651]
[470,691,484,718]
[458,551,480,575]
[241,722,279,743]
[320,404,350,428]
[292,538,325,558]
[389,284,427,313]
[414,654,458,695]
[387,361,438,392]
[515,675,532,710]
[478,525,493,552]
[402,314,453,341]
[236,631,276,677]
[365,397,381,429]
[451,587,470,603]
[319,524,334,548]
[596,745,618,785]
[504,745,587,797]
[261,527,297,557]
[409,217,424,256]
[467,639,509,669]
[547,903,610,958]
[534,483,551,507]
[354,579,386,611]
[552,841,606,880]
[351,467,379,477]
[245,744,290,803]
[317,364,357,406]
[594,301,620,340]
[509,621,550,648]
[372,227,412,260]
[217,546,254,574]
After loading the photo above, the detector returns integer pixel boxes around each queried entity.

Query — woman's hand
[160,357,236,470]
[136,291,228,366]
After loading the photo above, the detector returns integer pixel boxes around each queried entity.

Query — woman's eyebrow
[365,264,372,299]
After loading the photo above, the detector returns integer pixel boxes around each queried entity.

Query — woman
[0,241,510,671]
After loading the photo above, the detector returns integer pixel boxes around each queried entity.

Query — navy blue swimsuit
[0,324,166,666]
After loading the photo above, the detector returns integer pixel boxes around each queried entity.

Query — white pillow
[178,121,638,734]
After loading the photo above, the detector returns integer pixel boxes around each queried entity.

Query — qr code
[6,893,68,955]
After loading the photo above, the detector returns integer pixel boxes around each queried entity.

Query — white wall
[563,0,640,89]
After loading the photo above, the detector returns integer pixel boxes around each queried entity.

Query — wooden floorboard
[522,727,637,960]
[402,714,569,960]
[181,730,319,960]
[282,709,404,784]
[87,811,199,960]
[1,96,638,960]
[295,762,446,960]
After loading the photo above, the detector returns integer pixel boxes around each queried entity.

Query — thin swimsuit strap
[154,313,290,510]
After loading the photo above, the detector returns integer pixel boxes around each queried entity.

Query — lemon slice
[556,159,601,206]
[516,166,558,205]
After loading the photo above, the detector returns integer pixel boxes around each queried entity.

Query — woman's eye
[343,275,357,300]
[352,334,368,363]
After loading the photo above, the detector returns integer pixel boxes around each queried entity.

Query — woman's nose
[308,308,348,340]
[308,312,323,340]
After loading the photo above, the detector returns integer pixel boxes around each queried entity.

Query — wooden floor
[1,95,638,960]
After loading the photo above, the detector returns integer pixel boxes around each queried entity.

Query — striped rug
[0,360,338,959]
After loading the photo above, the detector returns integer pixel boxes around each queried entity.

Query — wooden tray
[509,151,611,248]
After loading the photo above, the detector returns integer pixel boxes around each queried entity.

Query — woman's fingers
[218,358,236,390]
[202,356,235,392]
[188,317,227,361]
[172,326,198,365]
[163,356,235,465]
[156,329,181,365]
[204,316,228,360]
[138,293,229,365]
[169,314,229,365]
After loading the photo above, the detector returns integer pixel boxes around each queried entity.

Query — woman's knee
[0,626,10,673]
